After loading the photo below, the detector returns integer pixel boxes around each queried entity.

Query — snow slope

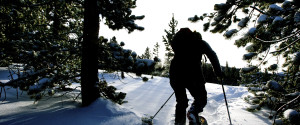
[0,69,273,125]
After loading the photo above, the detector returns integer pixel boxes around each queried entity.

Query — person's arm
[202,40,223,77]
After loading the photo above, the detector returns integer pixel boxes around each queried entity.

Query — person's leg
[187,82,207,114]
[170,81,188,124]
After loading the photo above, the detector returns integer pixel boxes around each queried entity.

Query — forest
[0,0,299,124]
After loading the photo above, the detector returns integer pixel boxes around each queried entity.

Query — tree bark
[81,0,100,106]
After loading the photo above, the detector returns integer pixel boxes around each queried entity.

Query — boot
[187,106,200,125]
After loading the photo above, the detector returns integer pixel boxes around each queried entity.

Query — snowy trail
[0,70,273,125]
[104,72,273,125]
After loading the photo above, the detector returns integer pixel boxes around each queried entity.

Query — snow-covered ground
[0,69,273,125]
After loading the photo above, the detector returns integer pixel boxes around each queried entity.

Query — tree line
[1,1,299,122]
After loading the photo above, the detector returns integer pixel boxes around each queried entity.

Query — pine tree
[153,42,160,59]
[189,0,299,73]
[190,1,300,121]
[0,0,145,106]
[142,47,152,59]
[162,14,178,74]
[81,0,145,106]
[0,0,83,101]
[190,0,299,90]
[81,0,100,106]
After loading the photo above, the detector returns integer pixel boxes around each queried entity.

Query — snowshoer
[169,28,223,124]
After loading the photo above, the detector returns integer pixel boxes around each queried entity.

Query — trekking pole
[220,79,232,125]
[152,92,175,119]
[142,92,175,125]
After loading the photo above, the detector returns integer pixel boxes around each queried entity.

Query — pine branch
[273,95,300,124]
[249,6,266,15]
[271,37,300,54]
[12,1,51,8]
[258,48,270,67]
[253,30,300,43]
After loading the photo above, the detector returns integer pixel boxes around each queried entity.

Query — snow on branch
[253,30,300,43]
[271,37,300,54]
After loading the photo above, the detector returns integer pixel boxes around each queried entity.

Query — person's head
[170,28,202,55]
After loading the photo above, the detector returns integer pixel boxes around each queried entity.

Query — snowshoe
[199,116,208,125]
[187,111,207,125]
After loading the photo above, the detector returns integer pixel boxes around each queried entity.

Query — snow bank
[0,95,140,125]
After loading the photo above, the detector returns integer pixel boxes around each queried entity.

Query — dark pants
[170,79,207,124]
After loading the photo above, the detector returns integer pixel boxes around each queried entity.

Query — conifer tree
[189,0,299,88]
[162,15,178,74]
[189,0,299,68]
[81,0,145,106]
[0,0,145,106]
[1,0,84,101]
[189,1,300,122]
[142,47,152,59]
[153,42,160,59]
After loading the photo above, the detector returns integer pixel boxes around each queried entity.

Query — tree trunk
[81,0,100,106]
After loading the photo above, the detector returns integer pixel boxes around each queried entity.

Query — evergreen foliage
[0,0,145,106]
[202,62,240,85]
[189,0,300,123]
[97,36,157,76]
[141,47,152,59]
[162,15,178,76]
[1,0,84,102]
[153,42,160,59]
[223,62,240,85]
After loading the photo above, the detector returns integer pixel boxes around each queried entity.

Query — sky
[99,0,249,68]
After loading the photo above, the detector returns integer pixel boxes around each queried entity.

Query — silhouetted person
[169,28,222,124]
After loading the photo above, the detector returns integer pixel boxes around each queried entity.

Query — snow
[135,59,155,67]
[188,15,200,22]
[283,109,300,124]
[258,14,268,24]
[247,28,256,36]
[269,4,284,12]
[243,52,257,60]
[293,52,300,65]
[224,29,238,38]
[272,16,283,24]
[0,69,274,125]
[245,44,255,52]
[238,17,249,28]
[266,80,285,92]
[294,12,300,23]
[282,0,292,9]
[214,15,224,22]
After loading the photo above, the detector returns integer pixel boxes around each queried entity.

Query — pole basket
[141,115,153,125]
